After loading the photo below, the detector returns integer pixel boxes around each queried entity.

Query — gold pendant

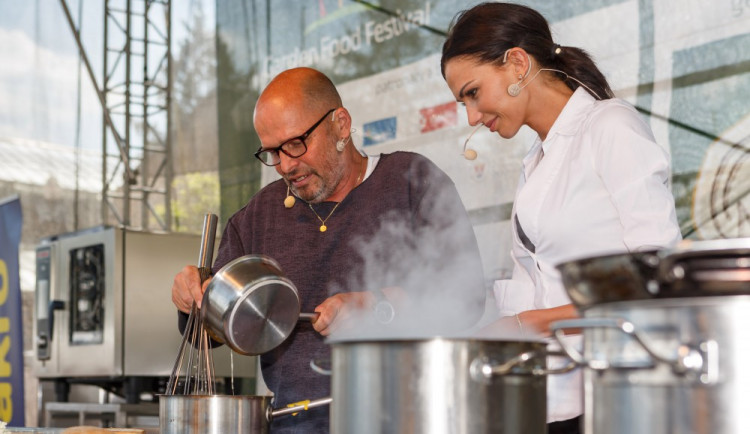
[320,225,327,232]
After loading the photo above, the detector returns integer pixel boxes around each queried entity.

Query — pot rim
[326,335,547,345]
[158,393,272,400]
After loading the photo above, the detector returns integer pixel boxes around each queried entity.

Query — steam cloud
[327,182,536,342]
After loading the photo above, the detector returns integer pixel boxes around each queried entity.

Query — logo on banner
[363,117,397,146]
[255,2,433,86]
[419,101,457,133]
[0,195,24,426]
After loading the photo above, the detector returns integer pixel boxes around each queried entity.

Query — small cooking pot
[556,238,750,309]
[159,394,332,433]
[201,254,315,355]
[555,250,661,309]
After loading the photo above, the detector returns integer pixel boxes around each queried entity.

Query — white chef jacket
[494,88,682,422]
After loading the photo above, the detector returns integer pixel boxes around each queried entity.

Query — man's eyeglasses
[254,108,336,166]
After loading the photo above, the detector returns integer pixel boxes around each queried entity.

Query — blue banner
[363,117,397,146]
[0,195,24,426]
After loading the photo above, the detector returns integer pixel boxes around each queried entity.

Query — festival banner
[0,195,24,426]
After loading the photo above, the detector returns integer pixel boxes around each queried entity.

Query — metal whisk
[166,213,219,395]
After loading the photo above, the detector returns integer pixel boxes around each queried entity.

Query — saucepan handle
[299,312,320,322]
[550,318,714,379]
[269,397,333,420]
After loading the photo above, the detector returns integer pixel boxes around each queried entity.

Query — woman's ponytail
[442,2,615,100]
[551,45,614,100]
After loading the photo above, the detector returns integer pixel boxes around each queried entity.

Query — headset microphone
[462,124,482,160]
[284,185,296,208]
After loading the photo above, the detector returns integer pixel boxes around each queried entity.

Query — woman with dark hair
[442,3,681,433]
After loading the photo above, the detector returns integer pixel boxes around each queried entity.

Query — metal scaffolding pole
[59,0,172,231]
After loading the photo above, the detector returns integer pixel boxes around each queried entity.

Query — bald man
[172,67,485,433]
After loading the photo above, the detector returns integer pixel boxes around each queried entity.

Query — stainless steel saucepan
[160,394,332,433]
[201,254,319,355]
[556,238,750,310]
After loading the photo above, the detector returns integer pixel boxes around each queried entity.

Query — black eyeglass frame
[254,108,337,166]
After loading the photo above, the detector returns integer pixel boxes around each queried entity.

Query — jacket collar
[544,87,597,142]
[522,87,597,175]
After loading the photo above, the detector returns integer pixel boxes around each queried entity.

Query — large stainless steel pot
[159,394,332,433]
[552,296,750,434]
[330,337,560,434]
[552,239,750,434]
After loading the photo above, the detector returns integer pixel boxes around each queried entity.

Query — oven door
[54,227,122,377]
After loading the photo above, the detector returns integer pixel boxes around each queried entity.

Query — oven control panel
[35,246,52,361]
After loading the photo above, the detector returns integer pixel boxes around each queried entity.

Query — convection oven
[33,226,252,385]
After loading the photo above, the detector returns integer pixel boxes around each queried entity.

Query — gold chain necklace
[308,201,342,233]
[308,158,366,232]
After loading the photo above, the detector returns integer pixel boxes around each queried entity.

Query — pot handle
[197,213,218,281]
[299,312,320,322]
[550,318,717,381]
[470,349,577,384]
[269,397,333,421]
[309,358,331,376]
